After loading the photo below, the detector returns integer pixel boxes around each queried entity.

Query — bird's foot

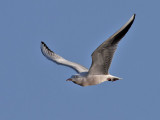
[107,78,119,82]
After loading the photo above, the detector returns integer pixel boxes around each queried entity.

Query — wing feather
[89,14,135,75]
[41,42,88,73]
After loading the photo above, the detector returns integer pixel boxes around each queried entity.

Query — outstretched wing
[41,42,88,73]
[89,14,135,75]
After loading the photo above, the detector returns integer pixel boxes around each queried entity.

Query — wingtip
[40,41,47,50]
[41,41,47,47]
[41,41,45,45]
[40,41,55,54]
[132,14,136,20]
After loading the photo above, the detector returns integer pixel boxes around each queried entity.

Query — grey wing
[41,42,88,73]
[88,14,135,75]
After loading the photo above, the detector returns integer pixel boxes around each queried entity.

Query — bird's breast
[80,75,108,86]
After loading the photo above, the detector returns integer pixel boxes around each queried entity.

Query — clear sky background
[0,0,160,120]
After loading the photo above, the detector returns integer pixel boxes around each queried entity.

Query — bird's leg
[107,77,119,82]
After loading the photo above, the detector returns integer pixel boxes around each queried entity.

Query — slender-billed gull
[41,14,135,86]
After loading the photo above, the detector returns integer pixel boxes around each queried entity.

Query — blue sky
[0,0,160,120]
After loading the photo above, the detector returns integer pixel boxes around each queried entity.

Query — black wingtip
[41,41,47,47]
[130,14,136,22]
[133,14,136,20]
[109,14,136,45]
[41,41,45,44]
[41,41,54,53]
[41,41,48,49]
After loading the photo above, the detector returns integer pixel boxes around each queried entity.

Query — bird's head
[66,78,73,81]
[66,75,84,86]
[66,75,79,81]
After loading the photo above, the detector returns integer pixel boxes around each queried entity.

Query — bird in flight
[41,14,135,86]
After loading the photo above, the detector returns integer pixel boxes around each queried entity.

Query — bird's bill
[66,78,72,81]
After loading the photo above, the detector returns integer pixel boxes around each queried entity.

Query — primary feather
[41,42,88,73]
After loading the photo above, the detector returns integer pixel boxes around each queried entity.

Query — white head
[66,75,85,86]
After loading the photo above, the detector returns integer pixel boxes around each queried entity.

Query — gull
[41,14,135,86]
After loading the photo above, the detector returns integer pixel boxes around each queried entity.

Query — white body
[70,74,120,86]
